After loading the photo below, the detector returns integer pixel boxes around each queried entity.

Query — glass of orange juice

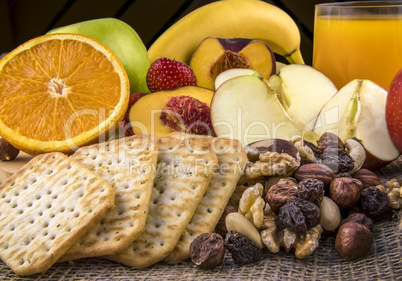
[313,1,402,91]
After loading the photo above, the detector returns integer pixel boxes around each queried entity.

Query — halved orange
[0,33,130,155]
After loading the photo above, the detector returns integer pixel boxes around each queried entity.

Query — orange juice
[313,15,402,90]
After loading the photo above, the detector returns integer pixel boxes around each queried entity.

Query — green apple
[313,79,400,171]
[268,64,338,130]
[210,74,317,146]
[48,18,150,93]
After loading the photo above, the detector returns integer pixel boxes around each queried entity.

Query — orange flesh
[0,39,122,142]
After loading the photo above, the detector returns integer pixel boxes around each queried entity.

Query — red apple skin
[119,93,146,136]
[386,69,402,153]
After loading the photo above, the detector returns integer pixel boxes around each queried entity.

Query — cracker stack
[164,133,247,263]
[60,135,158,261]
[0,152,115,276]
[107,134,218,269]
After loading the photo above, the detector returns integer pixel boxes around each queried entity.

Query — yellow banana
[148,0,304,65]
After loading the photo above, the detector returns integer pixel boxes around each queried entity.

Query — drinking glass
[313,1,402,91]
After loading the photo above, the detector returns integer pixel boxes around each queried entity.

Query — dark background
[1,0,346,65]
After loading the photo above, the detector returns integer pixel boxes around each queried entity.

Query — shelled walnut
[385,179,402,209]
[238,183,265,228]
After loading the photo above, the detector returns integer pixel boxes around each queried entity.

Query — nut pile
[190,132,401,268]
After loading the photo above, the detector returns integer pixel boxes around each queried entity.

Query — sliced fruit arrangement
[47,18,150,93]
[148,0,305,65]
[0,33,130,155]
[189,37,276,90]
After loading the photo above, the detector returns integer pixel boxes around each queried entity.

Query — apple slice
[211,75,317,146]
[214,68,260,90]
[313,79,400,170]
[268,64,338,129]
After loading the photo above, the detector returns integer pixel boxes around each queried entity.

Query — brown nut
[190,233,225,268]
[293,163,335,188]
[317,132,345,151]
[0,138,19,161]
[335,221,374,261]
[319,196,341,232]
[329,177,363,209]
[264,183,297,213]
[244,138,300,163]
[340,213,374,232]
[352,168,381,189]
[215,205,238,237]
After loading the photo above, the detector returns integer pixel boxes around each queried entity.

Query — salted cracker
[59,135,158,261]
[164,133,247,263]
[107,134,218,269]
[0,152,115,276]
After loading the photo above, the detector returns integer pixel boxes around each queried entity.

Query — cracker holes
[170,196,176,201]
[135,193,141,199]
[175,211,182,218]
[153,199,158,205]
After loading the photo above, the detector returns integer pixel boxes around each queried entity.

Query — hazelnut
[352,168,381,189]
[264,183,297,213]
[329,177,363,209]
[335,221,373,261]
[293,163,335,188]
[0,138,19,161]
[190,233,225,268]
[214,205,238,237]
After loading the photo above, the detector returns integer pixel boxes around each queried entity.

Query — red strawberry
[146,57,197,92]
[119,93,146,136]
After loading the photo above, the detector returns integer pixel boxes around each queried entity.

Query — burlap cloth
[1,158,401,281]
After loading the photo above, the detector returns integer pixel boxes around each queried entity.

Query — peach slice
[128,86,214,136]
[189,37,276,90]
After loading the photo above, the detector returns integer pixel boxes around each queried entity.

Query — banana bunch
[148,0,304,65]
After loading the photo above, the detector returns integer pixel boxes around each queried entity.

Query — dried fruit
[329,177,363,209]
[189,233,225,268]
[146,57,197,92]
[320,147,354,174]
[238,183,265,228]
[160,96,212,134]
[297,178,324,206]
[224,231,262,265]
[277,201,307,235]
[359,186,394,221]
[335,221,373,261]
[264,183,298,213]
[293,163,335,188]
[292,198,321,229]
[0,138,19,161]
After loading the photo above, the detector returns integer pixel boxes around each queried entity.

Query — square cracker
[59,135,158,261]
[0,152,115,276]
[107,134,218,269]
[164,133,247,263]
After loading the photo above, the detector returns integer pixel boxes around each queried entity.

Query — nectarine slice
[190,37,276,90]
[129,86,214,136]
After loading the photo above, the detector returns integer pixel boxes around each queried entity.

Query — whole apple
[386,69,402,153]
